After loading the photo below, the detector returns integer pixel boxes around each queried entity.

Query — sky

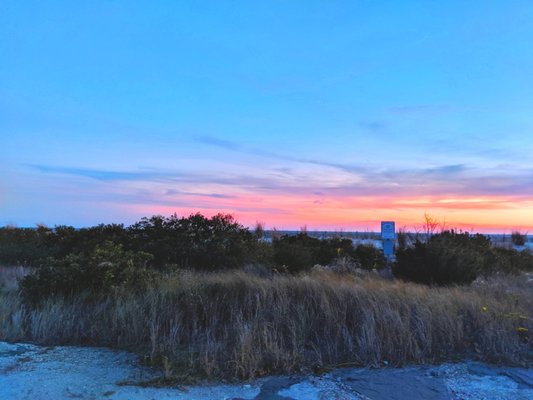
[1,1,533,232]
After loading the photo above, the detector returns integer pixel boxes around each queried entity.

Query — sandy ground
[1,341,532,400]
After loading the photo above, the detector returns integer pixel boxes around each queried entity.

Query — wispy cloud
[164,189,236,199]
[27,164,175,182]
[27,160,533,199]
[388,104,457,114]
[193,135,370,174]
[16,160,533,231]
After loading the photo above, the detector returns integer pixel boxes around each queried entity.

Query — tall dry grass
[1,270,531,381]
[0,265,31,291]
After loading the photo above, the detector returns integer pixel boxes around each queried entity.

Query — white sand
[1,341,532,400]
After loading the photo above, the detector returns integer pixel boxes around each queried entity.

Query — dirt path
[1,342,532,399]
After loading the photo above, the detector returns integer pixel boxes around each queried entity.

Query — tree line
[0,213,385,273]
[2,213,531,302]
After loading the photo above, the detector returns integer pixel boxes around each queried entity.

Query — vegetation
[394,230,533,285]
[0,214,389,278]
[0,214,257,271]
[1,270,531,381]
[272,234,385,273]
[1,214,532,382]
[20,242,155,304]
[511,231,527,246]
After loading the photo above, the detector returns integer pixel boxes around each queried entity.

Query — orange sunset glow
[2,2,533,233]
[127,192,533,233]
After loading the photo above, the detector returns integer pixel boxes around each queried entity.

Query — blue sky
[1,1,533,231]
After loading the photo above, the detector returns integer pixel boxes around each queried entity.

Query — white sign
[381,221,395,240]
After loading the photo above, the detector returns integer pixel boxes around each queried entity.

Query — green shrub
[319,237,354,264]
[273,234,356,273]
[0,225,54,266]
[489,247,533,274]
[21,241,154,304]
[273,233,321,272]
[128,213,256,270]
[0,214,259,271]
[511,231,527,246]
[352,244,387,270]
[393,231,492,285]
[273,234,388,273]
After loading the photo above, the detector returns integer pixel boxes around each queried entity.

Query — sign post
[381,221,396,262]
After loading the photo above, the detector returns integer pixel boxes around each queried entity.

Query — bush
[21,241,154,304]
[0,213,259,271]
[352,244,387,270]
[128,213,257,270]
[317,237,355,264]
[393,231,492,285]
[273,233,322,273]
[273,234,359,273]
[511,231,527,246]
[0,225,55,266]
[489,247,533,274]
[273,234,388,273]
